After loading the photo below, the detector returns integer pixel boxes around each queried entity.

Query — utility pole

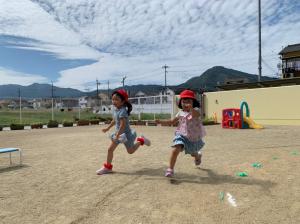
[51,81,54,120]
[18,88,22,123]
[96,79,100,98]
[107,80,110,99]
[258,0,262,82]
[96,79,100,107]
[122,76,127,88]
[162,64,169,90]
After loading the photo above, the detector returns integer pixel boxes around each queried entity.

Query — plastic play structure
[222,101,263,129]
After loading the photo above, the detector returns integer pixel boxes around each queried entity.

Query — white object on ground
[226,193,237,207]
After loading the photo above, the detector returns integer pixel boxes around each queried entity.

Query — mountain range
[0,66,277,98]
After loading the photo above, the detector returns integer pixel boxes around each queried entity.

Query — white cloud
[0,0,101,60]
[0,0,300,89]
[0,67,48,85]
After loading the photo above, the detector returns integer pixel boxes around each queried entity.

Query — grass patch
[0,109,96,126]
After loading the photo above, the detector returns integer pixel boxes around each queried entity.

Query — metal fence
[0,93,176,125]
[128,94,175,120]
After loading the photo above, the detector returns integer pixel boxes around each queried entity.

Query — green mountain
[0,66,278,98]
[177,66,277,91]
[0,83,84,98]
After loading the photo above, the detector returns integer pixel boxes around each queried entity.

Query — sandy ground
[0,124,300,224]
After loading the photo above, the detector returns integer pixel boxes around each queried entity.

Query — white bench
[0,148,22,166]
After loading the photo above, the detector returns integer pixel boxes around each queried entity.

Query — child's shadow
[117,167,276,192]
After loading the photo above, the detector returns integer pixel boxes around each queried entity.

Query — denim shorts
[110,129,137,149]
[172,135,205,155]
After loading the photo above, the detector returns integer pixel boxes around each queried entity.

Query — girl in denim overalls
[156,90,205,177]
[96,89,151,175]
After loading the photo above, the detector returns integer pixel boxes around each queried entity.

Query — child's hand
[102,127,109,133]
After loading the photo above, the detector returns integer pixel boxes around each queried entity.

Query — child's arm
[102,119,115,133]
[156,117,179,126]
[115,118,126,139]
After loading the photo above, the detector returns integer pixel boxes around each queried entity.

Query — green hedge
[90,119,100,125]
[99,117,109,122]
[31,123,43,129]
[77,119,90,126]
[203,119,218,126]
[63,121,73,127]
[10,123,24,130]
[48,120,59,128]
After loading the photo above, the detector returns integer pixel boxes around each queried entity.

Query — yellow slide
[243,117,264,129]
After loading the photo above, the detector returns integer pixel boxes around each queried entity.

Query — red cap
[114,89,128,101]
[179,90,196,100]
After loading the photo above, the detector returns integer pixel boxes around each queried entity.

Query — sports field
[1,125,299,224]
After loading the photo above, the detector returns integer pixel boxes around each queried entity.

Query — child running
[96,89,151,175]
[156,89,206,177]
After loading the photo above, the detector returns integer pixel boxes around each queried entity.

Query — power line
[126,70,162,82]
[262,58,277,74]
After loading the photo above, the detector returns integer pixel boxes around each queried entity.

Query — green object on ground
[272,157,278,160]
[290,151,299,155]
[219,192,224,201]
[252,163,262,168]
[236,172,248,177]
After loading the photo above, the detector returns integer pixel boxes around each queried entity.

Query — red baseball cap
[179,90,196,100]
[114,89,128,101]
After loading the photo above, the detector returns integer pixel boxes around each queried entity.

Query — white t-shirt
[175,108,202,120]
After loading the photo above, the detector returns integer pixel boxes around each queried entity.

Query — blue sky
[0,0,299,90]
[0,35,96,81]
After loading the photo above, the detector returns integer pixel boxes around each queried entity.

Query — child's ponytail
[124,101,132,115]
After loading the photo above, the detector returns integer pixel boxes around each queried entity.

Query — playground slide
[243,117,263,129]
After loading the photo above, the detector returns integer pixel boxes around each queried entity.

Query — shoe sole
[96,170,113,175]
[165,174,173,178]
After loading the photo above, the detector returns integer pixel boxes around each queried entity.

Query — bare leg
[106,141,118,164]
[169,145,183,169]
[126,142,142,154]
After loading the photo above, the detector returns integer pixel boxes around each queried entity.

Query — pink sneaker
[194,153,202,166]
[141,135,151,146]
[96,163,113,175]
[96,167,112,175]
[165,168,174,177]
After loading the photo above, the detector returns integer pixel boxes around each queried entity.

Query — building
[159,88,175,96]
[78,96,88,108]
[99,93,110,102]
[135,91,146,97]
[0,100,11,109]
[279,43,300,79]
[28,99,41,109]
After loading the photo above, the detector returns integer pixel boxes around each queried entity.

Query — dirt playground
[1,125,300,224]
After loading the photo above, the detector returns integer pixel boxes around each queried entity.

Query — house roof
[279,43,300,55]
[135,91,146,96]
